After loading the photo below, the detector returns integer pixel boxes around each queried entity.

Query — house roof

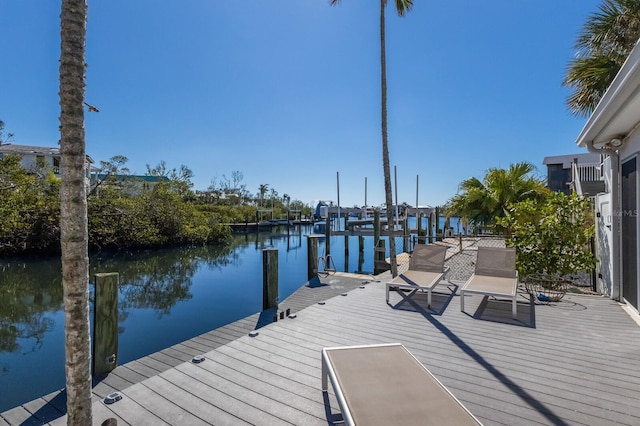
[93,174,170,183]
[576,39,640,149]
[0,143,95,163]
[542,153,601,168]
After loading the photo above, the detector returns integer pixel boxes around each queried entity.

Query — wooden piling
[374,210,380,243]
[262,248,278,310]
[374,239,389,275]
[93,272,119,376]
[307,235,320,280]
[325,215,331,255]
[403,217,409,252]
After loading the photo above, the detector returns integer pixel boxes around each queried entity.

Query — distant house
[90,173,170,195]
[0,143,94,187]
[542,153,604,195]
[575,37,640,314]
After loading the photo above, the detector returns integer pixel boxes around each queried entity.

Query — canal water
[0,216,459,412]
[0,225,381,412]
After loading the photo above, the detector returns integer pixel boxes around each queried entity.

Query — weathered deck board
[4,271,640,425]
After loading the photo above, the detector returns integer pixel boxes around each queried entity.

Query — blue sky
[1,0,602,208]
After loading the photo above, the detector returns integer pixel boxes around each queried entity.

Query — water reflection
[0,225,379,411]
[92,244,239,318]
[0,260,62,356]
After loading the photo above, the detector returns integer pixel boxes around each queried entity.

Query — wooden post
[427,213,433,244]
[262,248,278,310]
[374,239,389,275]
[358,235,364,253]
[307,235,319,280]
[344,234,349,257]
[374,210,380,244]
[325,215,331,255]
[93,272,119,376]
[403,217,409,252]
[417,212,423,244]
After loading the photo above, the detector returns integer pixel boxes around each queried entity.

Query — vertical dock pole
[325,215,331,255]
[403,217,409,252]
[263,248,278,310]
[93,272,119,376]
[307,235,320,280]
[374,210,380,244]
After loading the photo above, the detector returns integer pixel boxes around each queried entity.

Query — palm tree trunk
[59,1,92,424]
[380,0,397,277]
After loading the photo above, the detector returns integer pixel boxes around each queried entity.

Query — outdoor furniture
[321,343,482,425]
[460,247,519,318]
[385,243,449,307]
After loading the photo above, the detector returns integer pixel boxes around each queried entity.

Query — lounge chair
[459,247,519,318]
[321,343,482,425]
[385,244,449,307]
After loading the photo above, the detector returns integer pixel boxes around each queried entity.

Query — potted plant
[498,192,596,302]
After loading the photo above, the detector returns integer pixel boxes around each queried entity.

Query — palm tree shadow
[419,298,570,425]
[461,292,536,328]
[387,283,458,316]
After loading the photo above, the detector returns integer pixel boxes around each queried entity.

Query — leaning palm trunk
[380,0,397,277]
[60,0,92,424]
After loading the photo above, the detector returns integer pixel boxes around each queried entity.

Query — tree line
[0,152,312,257]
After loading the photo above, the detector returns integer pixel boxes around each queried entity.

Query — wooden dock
[3,270,640,425]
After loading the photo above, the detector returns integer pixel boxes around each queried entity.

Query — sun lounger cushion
[385,244,448,307]
[321,343,482,425]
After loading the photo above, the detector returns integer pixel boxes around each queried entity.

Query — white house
[0,143,94,187]
[575,39,640,315]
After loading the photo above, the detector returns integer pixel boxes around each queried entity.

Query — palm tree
[563,0,640,116]
[447,162,548,233]
[330,0,413,277]
[59,0,92,424]
[258,183,269,207]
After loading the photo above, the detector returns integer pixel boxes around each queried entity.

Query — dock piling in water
[93,272,119,376]
[262,248,278,310]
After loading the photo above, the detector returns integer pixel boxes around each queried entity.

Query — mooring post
[325,215,331,256]
[373,210,380,244]
[417,213,423,244]
[344,234,349,257]
[403,217,409,252]
[358,235,364,253]
[307,235,319,280]
[93,272,119,376]
[374,239,388,275]
[262,248,278,310]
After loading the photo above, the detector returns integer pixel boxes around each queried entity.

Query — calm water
[0,225,380,411]
[0,216,458,411]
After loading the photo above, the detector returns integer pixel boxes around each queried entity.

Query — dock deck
[3,269,640,425]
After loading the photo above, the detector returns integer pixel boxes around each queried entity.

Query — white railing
[571,162,583,195]
[576,162,602,182]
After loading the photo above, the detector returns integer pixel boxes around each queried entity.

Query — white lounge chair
[460,247,519,318]
[386,244,449,308]
[321,343,483,425]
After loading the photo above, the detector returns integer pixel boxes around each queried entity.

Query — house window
[547,164,571,194]
[53,157,60,174]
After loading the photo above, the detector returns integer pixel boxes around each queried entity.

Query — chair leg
[460,290,465,312]
[512,296,517,318]
[427,290,432,308]
[321,357,328,391]
[385,284,389,303]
